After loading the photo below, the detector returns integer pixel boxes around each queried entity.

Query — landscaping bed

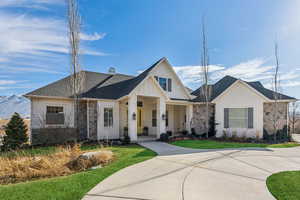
[267,171,300,200]
[0,144,156,200]
[170,139,300,149]
[0,144,114,184]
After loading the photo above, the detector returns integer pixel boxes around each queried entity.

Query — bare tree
[200,17,211,138]
[290,101,300,135]
[271,41,281,142]
[67,0,84,140]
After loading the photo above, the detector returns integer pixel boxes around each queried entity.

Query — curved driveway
[83,142,300,200]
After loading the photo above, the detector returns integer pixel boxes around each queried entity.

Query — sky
[0,0,300,99]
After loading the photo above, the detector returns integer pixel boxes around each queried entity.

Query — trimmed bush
[166,131,172,137]
[159,133,169,142]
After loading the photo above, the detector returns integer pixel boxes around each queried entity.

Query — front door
[137,107,143,135]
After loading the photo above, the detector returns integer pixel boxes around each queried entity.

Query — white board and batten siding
[214,81,265,138]
[97,101,119,140]
[31,98,74,129]
[150,61,190,100]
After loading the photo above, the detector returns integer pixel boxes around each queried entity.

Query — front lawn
[0,145,156,200]
[171,140,300,149]
[267,171,300,200]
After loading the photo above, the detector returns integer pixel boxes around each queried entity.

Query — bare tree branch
[67,0,84,140]
[272,41,282,142]
[200,16,211,138]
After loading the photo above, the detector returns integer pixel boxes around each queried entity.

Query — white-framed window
[154,76,172,92]
[224,108,253,129]
[104,108,113,127]
[46,106,64,125]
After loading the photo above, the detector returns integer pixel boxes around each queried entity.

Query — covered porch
[119,95,193,142]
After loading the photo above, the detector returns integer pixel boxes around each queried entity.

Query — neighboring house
[25,57,296,144]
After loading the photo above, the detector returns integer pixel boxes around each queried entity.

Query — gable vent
[108,67,116,74]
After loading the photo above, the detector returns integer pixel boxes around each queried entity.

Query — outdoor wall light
[162,113,166,120]
[132,112,136,120]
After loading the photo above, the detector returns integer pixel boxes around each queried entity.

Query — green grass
[0,145,156,200]
[171,140,300,149]
[267,171,300,200]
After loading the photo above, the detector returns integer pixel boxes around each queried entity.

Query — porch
[119,95,193,142]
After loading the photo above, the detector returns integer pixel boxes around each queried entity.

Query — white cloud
[0,80,18,85]
[80,33,106,41]
[172,58,300,90]
[173,65,225,85]
[0,13,106,57]
[0,11,107,79]
[0,0,63,9]
[211,58,274,81]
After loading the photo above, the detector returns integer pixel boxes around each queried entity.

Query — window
[167,78,172,92]
[46,106,64,125]
[165,110,169,127]
[159,77,167,91]
[104,108,113,127]
[152,110,157,127]
[224,108,253,128]
[155,76,172,92]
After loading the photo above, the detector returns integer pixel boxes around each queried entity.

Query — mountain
[0,95,30,119]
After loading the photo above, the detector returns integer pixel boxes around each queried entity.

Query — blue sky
[0,0,300,98]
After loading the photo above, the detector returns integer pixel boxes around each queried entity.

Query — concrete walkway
[83,142,300,200]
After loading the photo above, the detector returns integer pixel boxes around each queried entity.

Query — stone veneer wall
[192,104,215,134]
[31,128,77,145]
[263,102,288,135]
[88,101,98,140]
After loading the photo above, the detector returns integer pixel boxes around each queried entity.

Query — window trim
[225,108,253,129]
[155,76,172,92]
[46,106,64,125]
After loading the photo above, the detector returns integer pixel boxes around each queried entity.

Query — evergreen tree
[3,112,28,150]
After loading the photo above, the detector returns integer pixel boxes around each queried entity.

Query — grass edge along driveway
[171,139,300,149]
[267,171,300,200]
[0,145,156,200]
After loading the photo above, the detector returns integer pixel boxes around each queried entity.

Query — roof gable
[192,75,296,102]
[149,59,191,99]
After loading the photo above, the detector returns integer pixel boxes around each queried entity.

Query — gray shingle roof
[26,58,165,100]
[191,75,296,102]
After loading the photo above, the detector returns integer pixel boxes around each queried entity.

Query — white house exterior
[25,57,296,144]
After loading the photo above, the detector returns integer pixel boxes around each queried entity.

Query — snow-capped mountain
[0,95,30,119]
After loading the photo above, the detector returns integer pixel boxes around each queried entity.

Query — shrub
[123,134,130,145]
[159,133,169,142]
[191,128,196,136]
[182,130,188,135]
[166,131,172,137]
[208,114,216,137]
[232,131,237,140]
[143,127,149,136]
[222,130,228,140]
[2,112,28,151]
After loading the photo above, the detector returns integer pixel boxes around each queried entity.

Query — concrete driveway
[83,142,300,200]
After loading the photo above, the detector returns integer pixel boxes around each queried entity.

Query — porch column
[186,104,193,133]
[156,97,166,139]
[128,95,137,142]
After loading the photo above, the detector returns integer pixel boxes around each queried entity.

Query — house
[25,57,296,145]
